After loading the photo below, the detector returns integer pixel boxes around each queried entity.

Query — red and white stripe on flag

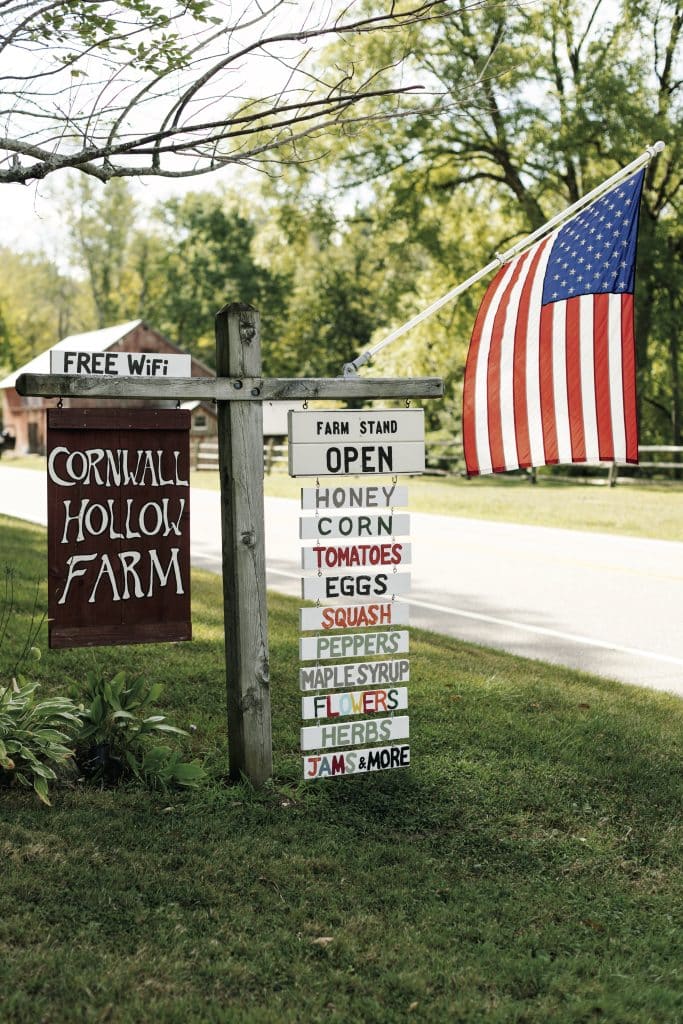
[462,170,644,476]
[462,240,638,475]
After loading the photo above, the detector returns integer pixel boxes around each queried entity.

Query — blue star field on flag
[541,170,644,306]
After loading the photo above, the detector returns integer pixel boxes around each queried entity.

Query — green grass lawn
[4,453,683,540]
[1,514,682,1023]
[253,468,683,542]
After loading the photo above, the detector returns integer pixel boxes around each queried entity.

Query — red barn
[0,320,214,454]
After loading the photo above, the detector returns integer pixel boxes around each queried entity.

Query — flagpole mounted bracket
[342,347,373,376]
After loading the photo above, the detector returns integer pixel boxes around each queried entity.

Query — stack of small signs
[288,408,425,781]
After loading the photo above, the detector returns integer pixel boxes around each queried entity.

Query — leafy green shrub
[71,670,205,791]
[0,568,205,801]
[0,676,80,805]
[137,745,207,791]
[0,567,46,680]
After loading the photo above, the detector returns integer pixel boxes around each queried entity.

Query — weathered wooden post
[215,303,272,784]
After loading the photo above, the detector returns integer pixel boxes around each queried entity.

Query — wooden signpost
[16,303,443,786]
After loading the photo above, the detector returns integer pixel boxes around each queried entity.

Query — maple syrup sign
[46,408,191,649]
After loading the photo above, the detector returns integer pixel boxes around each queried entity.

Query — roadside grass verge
[1,514,682,1023]
[255,468,683,541]
[3,455,682,540]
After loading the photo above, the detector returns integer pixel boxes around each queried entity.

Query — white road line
[266,567,683,669]
[406,596,683,668]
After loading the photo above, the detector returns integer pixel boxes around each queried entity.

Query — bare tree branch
[0,0,481,184]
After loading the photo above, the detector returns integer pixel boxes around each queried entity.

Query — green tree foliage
[69,178,141,328]
[0,1,464,186]
[308,0,682,442]
[0,248,90,374]
[254,199,380,378]
[140,191,282,367]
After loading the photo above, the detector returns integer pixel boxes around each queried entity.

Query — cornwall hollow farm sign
[290,409,425,781]
[46,408,191,649]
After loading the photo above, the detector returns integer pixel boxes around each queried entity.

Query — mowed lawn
[262,470,683,543]
[1,514,682,1024]
[5,453,683,540]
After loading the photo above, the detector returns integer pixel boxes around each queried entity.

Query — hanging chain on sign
[289,406,426,780]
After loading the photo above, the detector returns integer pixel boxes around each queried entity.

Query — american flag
[462,169,645,476]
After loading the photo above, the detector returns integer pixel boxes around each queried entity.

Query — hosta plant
[136,745,207,791]
[72,670,205,791]
[0,676,80,805]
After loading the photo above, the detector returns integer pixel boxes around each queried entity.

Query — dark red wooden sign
[47,408,191,649]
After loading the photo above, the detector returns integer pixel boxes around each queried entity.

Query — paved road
[1,466,682,696]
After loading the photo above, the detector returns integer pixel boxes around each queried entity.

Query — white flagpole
[343,141,665,376]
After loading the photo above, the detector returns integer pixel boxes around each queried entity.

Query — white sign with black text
[288,409,425,477]
[302,571,411,602]
[299,659,410,692]
[299,512,410,541]
[50,350,192,378]
[300,484,409,511]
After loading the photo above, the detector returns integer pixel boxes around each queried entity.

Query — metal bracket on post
[215,302,272,786]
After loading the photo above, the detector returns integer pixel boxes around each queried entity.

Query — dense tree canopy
[1,0,680,450]
[0,247,90,372]
[296,0,682,441]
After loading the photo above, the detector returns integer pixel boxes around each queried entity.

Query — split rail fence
[193,438,682,483]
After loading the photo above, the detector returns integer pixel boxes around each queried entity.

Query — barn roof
[0,320,143,389]
[181,400,217,414]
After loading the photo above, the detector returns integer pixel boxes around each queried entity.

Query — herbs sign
[46,408,191,649]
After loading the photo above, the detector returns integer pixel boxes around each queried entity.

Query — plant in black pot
[72,670,205,791]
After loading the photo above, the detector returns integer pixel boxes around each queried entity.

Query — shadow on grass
[1,514,682,1022]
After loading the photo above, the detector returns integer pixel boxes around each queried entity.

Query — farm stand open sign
[47,408,191,649]
[288,409,425,477]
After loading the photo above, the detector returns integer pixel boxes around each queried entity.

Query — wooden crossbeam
[16,373,444,402]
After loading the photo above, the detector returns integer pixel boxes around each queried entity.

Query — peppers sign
[46,408,191,649]
[288,409,425,477]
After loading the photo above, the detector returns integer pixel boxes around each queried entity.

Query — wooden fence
[192,437,459,474]
[192,437,683,483]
